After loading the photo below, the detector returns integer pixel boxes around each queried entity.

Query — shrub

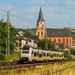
[0,52,5,61]
[64,50,68,58]
[64,50,72,59]
[73,49,75,55]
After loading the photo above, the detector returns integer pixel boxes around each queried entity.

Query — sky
[0,0,75,29]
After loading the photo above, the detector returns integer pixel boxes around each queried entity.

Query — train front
[20,46,30,63]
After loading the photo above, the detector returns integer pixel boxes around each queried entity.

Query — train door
[49,51,50,60]
[58,52,59,60]
[61,52,62,60]
[53,51,54,60]
[31,50,34,61]
[37,50,39,61]
[42,50,43,61]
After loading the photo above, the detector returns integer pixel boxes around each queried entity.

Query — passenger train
[20,46,64,63]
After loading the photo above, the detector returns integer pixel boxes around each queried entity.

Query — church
[35,7,72,49]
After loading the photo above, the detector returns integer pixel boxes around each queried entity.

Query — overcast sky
[0,0,75,29]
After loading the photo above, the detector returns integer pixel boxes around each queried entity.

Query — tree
[37,39,55,50]
[72,49,75,55]
[0,21,17,61]
[63,50,68,58]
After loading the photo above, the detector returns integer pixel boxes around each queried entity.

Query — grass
[1,61,75,75]
[4,51,20,62]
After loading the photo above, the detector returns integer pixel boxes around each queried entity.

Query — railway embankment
[0,59,75,75]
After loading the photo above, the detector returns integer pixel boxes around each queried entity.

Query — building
[15,30,39,50]
[35,7,72,49]
[47,29,72,49]
[35,7,45,40]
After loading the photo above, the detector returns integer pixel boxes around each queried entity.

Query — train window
[54,54,56,57]
[34,52,37,56]
[22,51,29,53]
[44,53,45,57]
[62,54,64,57]
[51,54,53,58]
[59,54,61,57]
[32,51,33,54]
[39,54,42,58]
[22,46,29,50]
[47,53,49,57]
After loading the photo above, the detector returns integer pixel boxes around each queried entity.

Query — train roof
[30,47,42,50]
[31,47,63,52]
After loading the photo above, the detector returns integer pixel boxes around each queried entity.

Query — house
[15,30,39,50]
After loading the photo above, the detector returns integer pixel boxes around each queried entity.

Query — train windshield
[22,46,30,50]
[22,51,29,53]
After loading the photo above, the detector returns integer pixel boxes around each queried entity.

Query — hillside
[17,28,36,35]
[70,28,75,43]
[17,28,75,43]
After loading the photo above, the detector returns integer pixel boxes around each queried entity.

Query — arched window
[67,38,68,47]
[54,38,56,42]
[59,38,60,43]
[63,38,65,43]
[41,32,43,36]
[38,32,39,36]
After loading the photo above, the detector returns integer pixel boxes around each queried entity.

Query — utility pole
[68,38,70,58]
[6,34,7,56]
[7,10,10,56]
[45,27,48,50]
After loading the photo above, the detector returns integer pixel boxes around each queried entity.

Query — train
[20,46,64,63]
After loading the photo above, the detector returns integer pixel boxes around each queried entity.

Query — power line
[10,13,35,25]
[59,0,75,21]
[7,0,37,18]
[0,8,35,25]
[7,0,55,27]
[45,0,74,27]
[0,14,26,26]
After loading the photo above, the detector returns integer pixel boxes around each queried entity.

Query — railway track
[0,59,75,75]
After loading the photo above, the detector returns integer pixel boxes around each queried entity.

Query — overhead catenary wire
[0,14,28,27]
[0,8,35,25]
[7,0,59,28]
[7,0,37,18]
[45,0,74,27]
[59,0,75,21]
[10,13,35,25]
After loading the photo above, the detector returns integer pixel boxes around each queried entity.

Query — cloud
[24,0,46,4]
[65,1,75,5]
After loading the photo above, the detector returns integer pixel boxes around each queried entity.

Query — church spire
[38,7,44,21]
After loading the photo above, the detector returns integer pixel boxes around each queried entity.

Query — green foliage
[64,50,68,58]
[10,26,17,54]
[0,52,5,61]
[37,39,55,50]
[17,28,36,35]
[63,50,72,59]
[5,51,20,62]
[72,36,75,40]
[0,21,17,61]
[71,32,75,35]
[72,49,75,55]
[70,48,73,54]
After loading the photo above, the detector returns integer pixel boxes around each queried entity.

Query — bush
[64,50,68,58]
[0,52,5,61]
[64,50,72,59]
[73,49,75,55]
[37,39,54,50]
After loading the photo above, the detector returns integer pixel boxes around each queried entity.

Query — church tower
[35,7,45,40]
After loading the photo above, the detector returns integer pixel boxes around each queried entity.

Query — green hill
[70,28,75,43]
